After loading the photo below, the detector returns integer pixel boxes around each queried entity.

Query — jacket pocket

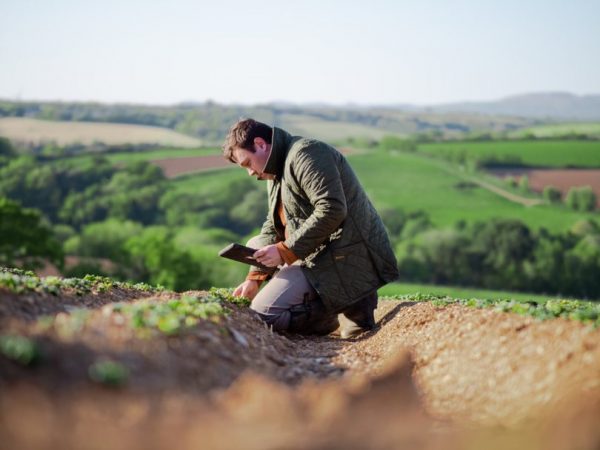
[332,242,382,299]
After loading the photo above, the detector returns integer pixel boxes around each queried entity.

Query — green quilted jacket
[250,127,399,312]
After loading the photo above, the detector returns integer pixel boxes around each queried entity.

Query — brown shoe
[340,292,378,338]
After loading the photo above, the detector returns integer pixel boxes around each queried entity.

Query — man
[223,119,398,337]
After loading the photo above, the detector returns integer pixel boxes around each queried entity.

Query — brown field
[151,155,231,177]
[490,168,600,207]
[0,117,202,147]
[152,148,354,178]
[1,285,599,450]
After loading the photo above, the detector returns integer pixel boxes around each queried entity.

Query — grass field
[279,113,403,143]
[510,122,600,139]
[348,151,596,232]
[417,140,600,168]
[64,147,219,166]
[170,151,597,233]
[0,117,202,147]
[378,282,589,302]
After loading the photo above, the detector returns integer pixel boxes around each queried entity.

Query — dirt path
[465,177,544,206]
[1,290,599,449]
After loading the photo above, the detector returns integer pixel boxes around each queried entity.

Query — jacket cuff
[276,242,299,265]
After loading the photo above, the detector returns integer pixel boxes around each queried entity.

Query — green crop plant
[0,335,40,366]
[0,269,163,295]
[390,294,600,327]
[208,287,251,307]
[88,359,129,387]
[107,294,225,337]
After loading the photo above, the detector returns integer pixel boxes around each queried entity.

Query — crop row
[393,293,600,327]
[0,268,160,295]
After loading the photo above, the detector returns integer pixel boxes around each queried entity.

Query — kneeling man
[223,119,398,337]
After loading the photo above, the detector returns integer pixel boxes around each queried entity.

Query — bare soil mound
[1,289,599,449]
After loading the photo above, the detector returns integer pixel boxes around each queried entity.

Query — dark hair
[222,118,273,163]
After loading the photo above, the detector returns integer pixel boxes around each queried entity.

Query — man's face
[232,138,274,180]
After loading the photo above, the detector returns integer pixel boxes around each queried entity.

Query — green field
[511,123,600,139]
[171,151,597,233]
[417,140,600,168]
[64,147,219,166]
[378,282,588,302]
[348,151,596,232]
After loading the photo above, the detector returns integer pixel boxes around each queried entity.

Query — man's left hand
[253,244,283,268]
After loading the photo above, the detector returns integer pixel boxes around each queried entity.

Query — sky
[1,0,599,106]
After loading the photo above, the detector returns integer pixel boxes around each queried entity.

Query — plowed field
[1,287,599,450]
[491,168,600,207]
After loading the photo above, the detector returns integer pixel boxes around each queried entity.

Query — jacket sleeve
[284,147,347,259]
[247,185,279,274]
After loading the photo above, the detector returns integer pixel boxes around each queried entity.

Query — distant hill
[0,99,538,145]
[430,92,600,120]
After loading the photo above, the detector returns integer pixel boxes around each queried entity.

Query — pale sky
[1,0,599,106]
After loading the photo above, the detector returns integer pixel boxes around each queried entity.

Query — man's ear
[253,137,267,151]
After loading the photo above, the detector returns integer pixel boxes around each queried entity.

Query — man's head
[222,119,274,180]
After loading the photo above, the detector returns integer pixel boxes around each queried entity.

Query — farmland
[0,117,202,147]
[348,151,597,232]
[417,140,600,168]
[378,282,585,302]
[511,122,600,139]
[163,149,597,233]
[1,272,599,449]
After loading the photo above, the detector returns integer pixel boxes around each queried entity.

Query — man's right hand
[232,279,260,301]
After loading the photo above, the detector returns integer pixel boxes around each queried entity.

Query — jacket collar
[262,127,293,180]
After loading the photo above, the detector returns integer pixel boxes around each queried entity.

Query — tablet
[218,243,276,272]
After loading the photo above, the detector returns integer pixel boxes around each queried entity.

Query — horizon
[2,90,599,110]
[1,0,599,106]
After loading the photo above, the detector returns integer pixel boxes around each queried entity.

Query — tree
[566,186,597,212]
[543,186,562,203]
[518,175,529,193]
[123,227,210,291]
[0,197,63,270]
[0,137,15,166]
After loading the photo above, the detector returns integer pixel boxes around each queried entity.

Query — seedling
[88,359,129,387]
[0,335,40,366]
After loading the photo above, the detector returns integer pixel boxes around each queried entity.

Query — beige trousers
[247,236,320,331]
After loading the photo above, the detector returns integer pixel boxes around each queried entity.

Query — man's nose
[247,167,257,176]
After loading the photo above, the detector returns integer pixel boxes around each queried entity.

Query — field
[511,122,600,139]
[166,151,597,233]
[378,282,588,302]
[490,168,600,207]
[0,117,202,147]
[348,151,597,232]
[63,147,218,165]
[1,274,599,449]
[417,140,600,168]
[279,113,402,142]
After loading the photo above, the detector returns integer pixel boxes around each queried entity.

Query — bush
[518,175,529,193]
[566,186,597,212]
[505,176,517,189]
[379,136,416,152]
[543,186,562,203]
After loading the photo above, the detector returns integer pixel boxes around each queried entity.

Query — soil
[151,148,353,178]
[1,289,599,450]
[489,168,600,207]
[151,155,232,177]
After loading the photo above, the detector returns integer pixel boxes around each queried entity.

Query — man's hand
[253,244,283,268]
[233,280,260,300]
